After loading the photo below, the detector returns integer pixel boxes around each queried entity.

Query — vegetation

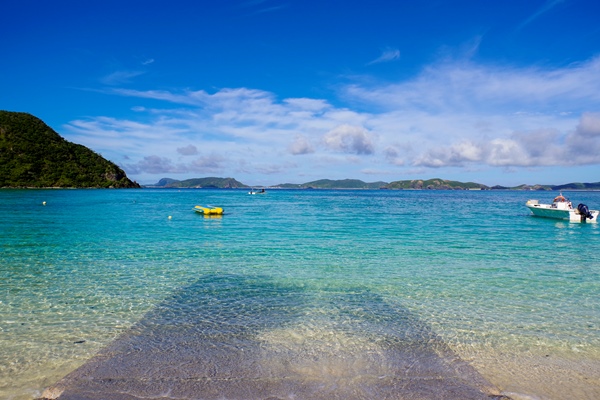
[150,177,247,188]
[275,179,387,189]
[385,178,489,190]
[154,178,180,187]
[551,182,600,190]
[0,111,139,188]
[151,176,600,190]
[508,184,552,191]
[493,182,600,190]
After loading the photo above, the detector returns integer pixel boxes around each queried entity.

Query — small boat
[525,194,598,223]
[248,188,266,195]
[194,205,224,215]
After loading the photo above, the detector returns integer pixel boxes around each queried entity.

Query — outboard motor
[577,203,594,220]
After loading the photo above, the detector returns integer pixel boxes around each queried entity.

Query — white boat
[248,188,266,195]
[525,194,598,223]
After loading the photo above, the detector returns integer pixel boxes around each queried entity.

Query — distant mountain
[385,178,489,190]
[149,177,247,189]
[147,177,600,191]
[505,184,553,191]
[275,179,387,189]
[151,177,180,187]
[492,183,600,190]
[0,111,139,188]
[551,182,600,190]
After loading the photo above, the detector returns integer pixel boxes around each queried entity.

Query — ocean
[1,189,599,399]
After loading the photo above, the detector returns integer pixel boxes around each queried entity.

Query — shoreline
[9,350,593,400]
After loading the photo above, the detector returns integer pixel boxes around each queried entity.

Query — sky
[2,0,600,186]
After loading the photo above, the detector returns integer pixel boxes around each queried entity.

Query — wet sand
[469,351,600,400]
[40,274,508,399]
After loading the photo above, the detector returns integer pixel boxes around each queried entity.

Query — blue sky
[2,0,600,186]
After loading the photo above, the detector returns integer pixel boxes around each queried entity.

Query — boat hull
[526,204,598,223]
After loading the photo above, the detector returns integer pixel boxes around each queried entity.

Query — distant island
[147,177,247,189]
[148,177,600,191]
[0,111,139,188]
[275,179,387,189]
[386,179,486,190]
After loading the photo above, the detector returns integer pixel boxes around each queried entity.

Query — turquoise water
[1,189,599,399]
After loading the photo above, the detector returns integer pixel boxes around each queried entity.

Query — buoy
[168,215,172,220]
[42,201,46,206]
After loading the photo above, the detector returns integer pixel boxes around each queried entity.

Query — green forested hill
[0,111,139,188]
[551,182,600,190]
[276,179,387,189]
[386,178,489,190]
[153,177,247,188]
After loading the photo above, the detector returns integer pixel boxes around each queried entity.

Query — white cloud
[368,48,400,65]
[413,113,600,169]
[415,141,484,168]
[563,112,600,163]
[345,56,600,113]
[289,135,314,155]
[574,112,600,138]
[239,0,287,16]
[323,125,375,155]
[177,144,198,156]
[64,55,600,184]
[189,153,226,172]
[516,0,566,31]
[487,139,530,166]
[126,152,227,175]
[129,155,177,174]
[101,70,144,85]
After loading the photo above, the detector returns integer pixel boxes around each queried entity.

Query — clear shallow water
[1,189,599,399]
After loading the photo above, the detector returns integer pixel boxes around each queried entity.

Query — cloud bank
[65,55,600,184]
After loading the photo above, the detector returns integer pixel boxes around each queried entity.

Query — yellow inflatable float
[194,205,224,215]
